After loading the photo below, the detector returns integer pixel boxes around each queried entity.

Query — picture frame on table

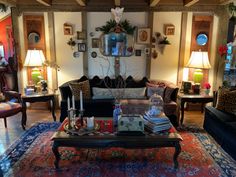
[137,28,151,44]
[78,43,86,52]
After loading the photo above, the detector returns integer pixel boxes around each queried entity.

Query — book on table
[143,112,172,132]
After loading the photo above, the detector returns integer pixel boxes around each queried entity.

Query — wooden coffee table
[51,117,183,169]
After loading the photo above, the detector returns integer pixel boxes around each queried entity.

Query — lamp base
[31,67,41,85]
[193,69,203,84]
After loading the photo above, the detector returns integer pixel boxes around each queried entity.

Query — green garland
[96,19,136,35]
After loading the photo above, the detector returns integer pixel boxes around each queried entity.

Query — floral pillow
[164,86,175,103]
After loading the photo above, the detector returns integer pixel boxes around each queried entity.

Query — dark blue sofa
[203,106,236,160]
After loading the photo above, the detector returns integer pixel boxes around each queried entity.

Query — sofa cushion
[92,87,146,99]
[146,83,165,98]
[163,101,177,116]
[69,80,91,100]
[216,88,236,116]
[164,86,175,103]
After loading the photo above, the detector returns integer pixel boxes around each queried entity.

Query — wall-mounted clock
[196,33,208,46]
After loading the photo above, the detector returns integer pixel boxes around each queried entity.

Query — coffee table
[51,117,183,169]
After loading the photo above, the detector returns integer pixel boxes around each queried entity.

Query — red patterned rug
[1,122,236,177]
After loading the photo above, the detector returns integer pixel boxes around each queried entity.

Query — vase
[205,89,210,95]
[113,102,122,127]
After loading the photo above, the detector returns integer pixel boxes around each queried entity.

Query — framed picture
[64,24,73,35]
[135,49,141,56]
[92,38,99,48]
[164,24,175,35]
[78,43,86,52]
[137,28,151,44]
[77,31,87,40]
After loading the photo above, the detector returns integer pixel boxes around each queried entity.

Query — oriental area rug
[0,122,236,177]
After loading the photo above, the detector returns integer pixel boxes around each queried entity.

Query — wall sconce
[24,49,45,85]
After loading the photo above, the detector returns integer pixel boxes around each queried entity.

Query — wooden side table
[22,92,56,124]
[177,94,214,125]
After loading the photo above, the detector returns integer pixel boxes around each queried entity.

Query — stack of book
[143,112,172,132]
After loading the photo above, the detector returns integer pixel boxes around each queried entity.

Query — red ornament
[218,45,227,57]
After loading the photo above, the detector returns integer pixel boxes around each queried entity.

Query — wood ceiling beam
[75,0,86,6]
[114,0,120,6]
[150,0,161,7]
[36,0,52,6]
[183,0,199,7]
[0,0,16,6]
[220,0,235,5]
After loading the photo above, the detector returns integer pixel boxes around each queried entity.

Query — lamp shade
[186,51,211,69]
[24,49,45,67]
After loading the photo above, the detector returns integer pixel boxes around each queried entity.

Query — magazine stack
[143,112,172,132]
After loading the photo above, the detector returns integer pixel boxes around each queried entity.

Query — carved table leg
[51,97,56,121]
[52,143,60,169]
[173,142,181,169]
[180,101,185,125]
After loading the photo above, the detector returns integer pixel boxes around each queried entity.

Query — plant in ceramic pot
[203,82,211,95]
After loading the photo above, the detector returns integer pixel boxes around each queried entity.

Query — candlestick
[72,95,75,109]
[80,90,83,110]
[79,109,84,126]
[67,97,70,110]
[87,116,94,130]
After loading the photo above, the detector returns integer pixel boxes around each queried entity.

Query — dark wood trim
[81,11,88,77]
[183,0,199,7]
[36,0,52,6]
[146,12,153,78]
[15,5,220,13]
[150,0,161,7]
[75,0,86,6]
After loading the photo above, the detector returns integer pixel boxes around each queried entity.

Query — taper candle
[67,97,70,110]
[72,95,75,109]
[80,90,83,110]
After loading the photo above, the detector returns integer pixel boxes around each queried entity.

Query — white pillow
[92,87,146,99]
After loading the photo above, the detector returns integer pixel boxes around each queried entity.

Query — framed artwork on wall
[164,24,175,35]
[64,24,73,35]
[135,49,141,56]
[137,28,151,44]
[78,43,86,52]
[92,38,99,48]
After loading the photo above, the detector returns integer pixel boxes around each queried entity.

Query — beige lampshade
[24,49,45,67]
[186,51,211,69]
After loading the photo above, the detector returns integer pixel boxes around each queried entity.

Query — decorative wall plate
[28,32,40,44]
[196,33,208,46]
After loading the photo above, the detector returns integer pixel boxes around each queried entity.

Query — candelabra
[67,108,77,129]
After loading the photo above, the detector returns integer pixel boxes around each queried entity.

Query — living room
[0,0,236,176]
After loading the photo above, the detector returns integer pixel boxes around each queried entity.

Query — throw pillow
[216,88,236,115]
[164,86,175,103]
[92,87,146,99]
[69,80,91,100]
[147,86,165,98]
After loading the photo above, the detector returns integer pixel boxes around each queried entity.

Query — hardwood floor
[0,108,205,156]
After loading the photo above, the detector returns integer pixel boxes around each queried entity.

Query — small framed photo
[135,49,142,56]
[78,43,86,52]
[137,28,151,44]
[77,31,87,40]
[64,24,73,35]
[164,24,175,35]
[92,38,99,48]
[145,48,150,55]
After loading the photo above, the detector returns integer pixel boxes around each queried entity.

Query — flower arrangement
[203,82,211,89]
[218,45,227,56]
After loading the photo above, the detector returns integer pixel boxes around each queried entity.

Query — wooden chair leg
[4,117,7,128]
[21,109,27,130]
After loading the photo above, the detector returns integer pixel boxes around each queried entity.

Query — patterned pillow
[216,88,236,115]
[69,80,91,100]
[164,86,175,103]
[147,86,165,98]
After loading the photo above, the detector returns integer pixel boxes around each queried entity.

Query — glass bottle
[113,102,122,127]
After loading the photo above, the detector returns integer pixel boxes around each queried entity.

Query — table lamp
[24,49,45,85]
[186,51,211,84]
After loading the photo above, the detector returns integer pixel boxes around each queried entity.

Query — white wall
[87,12,148,79]
[54,12,83,87]
[150,12,182,84]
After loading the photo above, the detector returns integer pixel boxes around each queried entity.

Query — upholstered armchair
[0,91,26,130]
